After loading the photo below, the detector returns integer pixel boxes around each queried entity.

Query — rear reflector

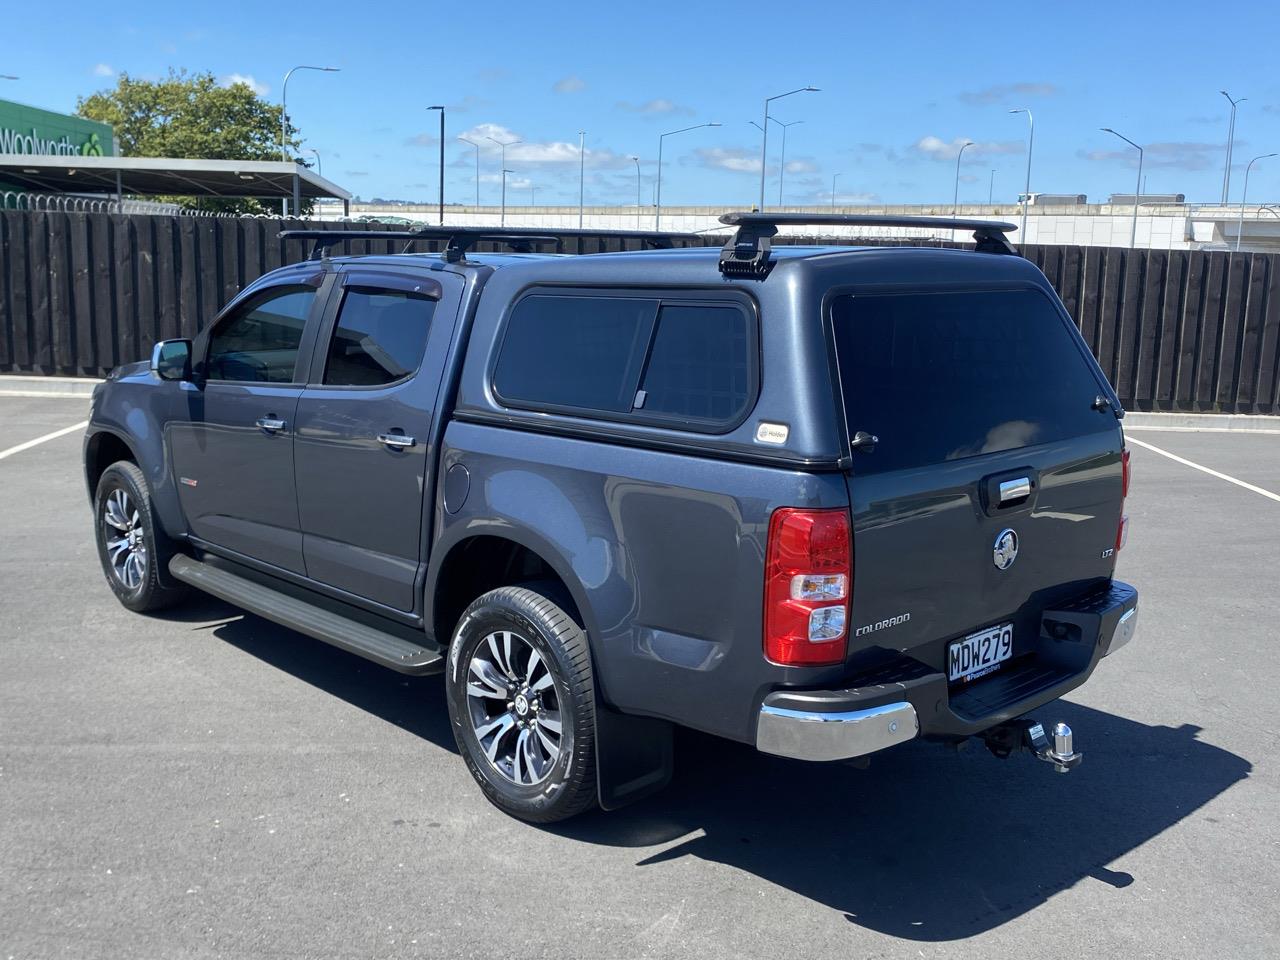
[764,508,851,666]
[1116,514,1129,552]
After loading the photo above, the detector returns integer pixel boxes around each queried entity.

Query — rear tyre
[445,585,597,823]
[93,461,188,613]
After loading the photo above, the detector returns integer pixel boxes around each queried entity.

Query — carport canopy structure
[0,154,351,212]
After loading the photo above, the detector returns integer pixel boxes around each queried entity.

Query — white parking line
[0,421,88,462]
[1127,436,1280,504]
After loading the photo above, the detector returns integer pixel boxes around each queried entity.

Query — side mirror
[151,339,192,381]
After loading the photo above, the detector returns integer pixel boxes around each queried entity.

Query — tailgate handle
[999,477,1032,503]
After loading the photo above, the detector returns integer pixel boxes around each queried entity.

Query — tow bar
[980,718,1083,773]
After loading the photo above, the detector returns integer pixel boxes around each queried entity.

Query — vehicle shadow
[556,705,1251,941]
[192,607,1251,941]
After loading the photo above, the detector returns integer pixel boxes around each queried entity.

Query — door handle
[998,477,1032,503]
[255,417,287,434]
[377,433,416,450]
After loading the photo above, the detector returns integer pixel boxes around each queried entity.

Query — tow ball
[980,718,1083,773]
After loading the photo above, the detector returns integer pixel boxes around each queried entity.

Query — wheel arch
[426,523,599,655]
[84,429,139,501]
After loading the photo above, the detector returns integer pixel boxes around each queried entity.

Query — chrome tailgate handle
[999,477,1032,503]
[377,433,416,449]
[255,417,287,433]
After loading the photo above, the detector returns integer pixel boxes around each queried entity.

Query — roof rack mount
[716,211,1019,277]
[279,226,698,263]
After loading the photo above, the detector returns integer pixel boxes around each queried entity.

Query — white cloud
[693,146,761,174]
[92,63,115,78]
[913,136,1023,161]
[456,123,630,170]
[784,158,818,175]
[221,73,269,96]
[553,75,585,94]
[616,98,693,116]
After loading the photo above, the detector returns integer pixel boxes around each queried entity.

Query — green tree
[77,69,308,214]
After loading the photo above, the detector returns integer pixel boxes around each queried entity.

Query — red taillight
[1116,447,1132,553]
[763,507,851,666]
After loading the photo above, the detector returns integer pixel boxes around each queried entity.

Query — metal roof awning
[0,155,350,200]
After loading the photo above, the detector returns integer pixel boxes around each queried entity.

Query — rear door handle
[256,417,287,433]
[377,433,416,450]
[998,477,1032,503]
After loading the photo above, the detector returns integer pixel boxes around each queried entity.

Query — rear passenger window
[493,295,656,413]
[323,288,435,386]
[493,292,756,429]
[639,304,750,422]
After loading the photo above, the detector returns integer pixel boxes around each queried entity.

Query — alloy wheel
[465,630,563,785]
[102,488,147,590]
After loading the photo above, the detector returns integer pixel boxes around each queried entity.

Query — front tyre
[446,586,597,823]
[93,461,187,613]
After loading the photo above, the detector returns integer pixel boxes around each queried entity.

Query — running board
[169,554,443,675]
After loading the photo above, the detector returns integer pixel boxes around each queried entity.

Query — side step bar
[169,554,443,675]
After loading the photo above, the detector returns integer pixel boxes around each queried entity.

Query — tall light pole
[500,169,512,226]
[751,117,804,206]
[280,65,339,216]
[630,156,642,229]
[458,137,480,207]
[953,140,974,216]
[530,182,537,207]
[1237,153,1277,252]
[578,131,586,229]
[1220,91,1245,204]
[656,121,721,230]
[307,148,322,176]
[486,135,521,224]
[831,173,841,208]
[758,86,819,210]
[1009,108,1034,243]
[989,168,996,204]
[428,105,445,224]
[1101,127,1144,249]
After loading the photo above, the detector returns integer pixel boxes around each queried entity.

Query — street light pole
[758,86,818,210]
[989,169,995,204]
[656,121,721,230]
[953,140,974,216]
[831,173,841,208]
[486,136,521,225]
[1009,108,1034,243]
[1237,153,1277,252]
[1101,127,1144,249]
[307,148,322,176]
[630,156,642,229]
[428,105,445,224]
[578,131,586,229]
[1220,91,1246,204]
[458,137,480,207]
[280,65,339,217]
[776,119,803,207]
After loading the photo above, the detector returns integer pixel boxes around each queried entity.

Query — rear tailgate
[830,285,1125,679]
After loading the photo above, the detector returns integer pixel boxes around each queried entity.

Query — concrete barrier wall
[1,209,1277,412]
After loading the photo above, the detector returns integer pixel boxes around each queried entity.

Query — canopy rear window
[831,288,1111,475]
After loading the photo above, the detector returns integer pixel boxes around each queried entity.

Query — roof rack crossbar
[715,212,1020,277]
[280,227,697,263]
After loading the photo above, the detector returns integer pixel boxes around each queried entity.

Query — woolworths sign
[0,99,115,157]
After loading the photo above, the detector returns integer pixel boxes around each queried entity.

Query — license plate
[948,623,1014,683]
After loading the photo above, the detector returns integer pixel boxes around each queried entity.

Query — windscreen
[831,288,1112,475]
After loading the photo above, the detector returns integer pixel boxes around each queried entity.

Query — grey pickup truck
[84,213,1138,822]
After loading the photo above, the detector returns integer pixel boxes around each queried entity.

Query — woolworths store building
[0,98,114,158]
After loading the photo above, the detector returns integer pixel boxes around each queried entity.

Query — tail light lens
[764,507,851,666]
[1116,447,1131,553]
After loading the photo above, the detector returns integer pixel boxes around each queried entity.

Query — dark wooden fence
[2,209,1278,412]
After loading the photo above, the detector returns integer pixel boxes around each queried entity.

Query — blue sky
[5,0,1279,207]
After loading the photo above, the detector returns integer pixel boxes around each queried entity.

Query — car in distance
[84,214,1138,822]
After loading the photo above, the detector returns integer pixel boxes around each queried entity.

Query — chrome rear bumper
[756,700,919,762]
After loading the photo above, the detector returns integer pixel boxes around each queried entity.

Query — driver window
[205,286,316,383]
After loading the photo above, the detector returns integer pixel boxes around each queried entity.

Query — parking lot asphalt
[1,397,1277,960]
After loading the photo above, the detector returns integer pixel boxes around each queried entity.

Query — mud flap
[595,704,674,811]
